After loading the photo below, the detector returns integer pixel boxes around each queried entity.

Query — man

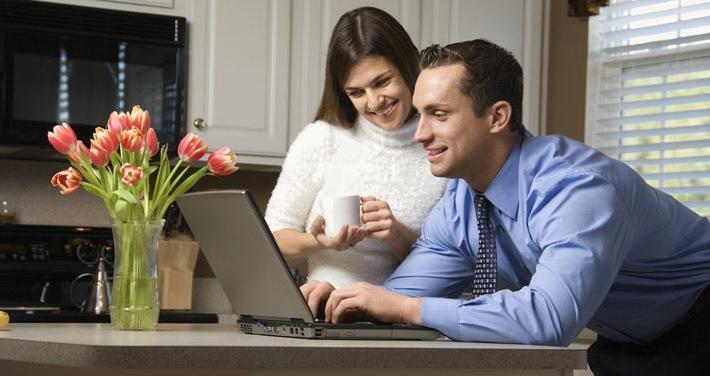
[302,39,710,375]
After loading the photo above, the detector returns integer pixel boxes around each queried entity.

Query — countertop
[0,323,587,372]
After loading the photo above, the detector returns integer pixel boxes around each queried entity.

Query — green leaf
[145,165,158,176]
[114,199,129,222]
[113,189,138,204]
[80,182,107,199]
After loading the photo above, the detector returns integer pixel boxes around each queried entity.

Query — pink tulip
[207,147,238,176]
[120,163,143,187]
[91,127,119,154]
[89,146,110,167]
[145,128,159,157]
[177,133,208,163]
[68,141,90,165]
[48,123,78,155]
[108,111,130,135]
[128,105,151,134]
[120,128,143,152]
[51,167,83,195]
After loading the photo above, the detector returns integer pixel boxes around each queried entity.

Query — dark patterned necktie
[472,194,497,299]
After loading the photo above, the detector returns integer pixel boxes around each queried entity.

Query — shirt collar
[482,132,524,220]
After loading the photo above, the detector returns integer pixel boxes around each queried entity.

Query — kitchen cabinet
[36,0,186,16]
[39,0,547,167]
[185,0,291,166]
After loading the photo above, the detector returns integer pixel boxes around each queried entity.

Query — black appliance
[0,0,187,159]
[0,224,217,323]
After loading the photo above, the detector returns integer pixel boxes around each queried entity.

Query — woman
[265,7,447,288]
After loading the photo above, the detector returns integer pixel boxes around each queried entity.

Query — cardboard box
[158,234,199,310]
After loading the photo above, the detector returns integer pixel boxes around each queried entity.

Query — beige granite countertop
[0,323,587,371]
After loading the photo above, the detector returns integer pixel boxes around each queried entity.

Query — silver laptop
[177,189,440,340]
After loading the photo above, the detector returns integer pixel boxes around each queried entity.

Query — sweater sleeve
[265,122,332,232]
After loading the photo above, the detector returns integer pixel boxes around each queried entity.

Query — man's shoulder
[520,134,617,178]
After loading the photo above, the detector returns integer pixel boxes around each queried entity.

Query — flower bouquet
[48,105,237,330]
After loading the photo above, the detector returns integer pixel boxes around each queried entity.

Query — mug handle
[69,273,94,308]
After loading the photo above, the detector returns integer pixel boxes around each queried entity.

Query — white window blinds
[586,0,710,217]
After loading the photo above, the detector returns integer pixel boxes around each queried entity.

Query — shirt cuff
[420,297,462,340]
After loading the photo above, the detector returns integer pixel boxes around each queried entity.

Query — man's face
[413,64,495,186]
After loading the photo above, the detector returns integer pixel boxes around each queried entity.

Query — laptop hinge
[239,315,255,323]
[239,315,308,324]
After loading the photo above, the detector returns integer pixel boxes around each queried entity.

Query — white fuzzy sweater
[265,116,447,288]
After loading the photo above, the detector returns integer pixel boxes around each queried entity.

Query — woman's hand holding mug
[309,216,367,251]
[312,194,367,251]
[360,196,417,260]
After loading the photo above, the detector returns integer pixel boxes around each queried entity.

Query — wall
[545,0,589,141]
[0,159,277,227]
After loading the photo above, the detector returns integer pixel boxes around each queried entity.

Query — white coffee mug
[320,194,361,237]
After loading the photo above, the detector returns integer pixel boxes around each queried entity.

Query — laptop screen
[177,190,316,323]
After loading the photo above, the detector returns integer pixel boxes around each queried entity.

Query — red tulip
[207,147,238,176]
[91,127,119,154]
[68,141,90,165]
[48,123,77,155]
[128,105,151,134]
[108,111,130,135]
[120,128,143,152]
[177,133,208,163]
[120,163,143,187]
[145,128,159,157]
[89,146,110,167]
[51,167,83,195]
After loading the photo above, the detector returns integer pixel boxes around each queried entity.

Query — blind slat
[603,1,710,28]
[639,169,710,180]
[596,123,710,138]
[601,15,710,42]
[623,155,710,166]
[614,57,710,80]
[598,139,710,154]
[599,77,710,97]
[599,93,710,111]
[603,33,710,55]
[596,108,710,126]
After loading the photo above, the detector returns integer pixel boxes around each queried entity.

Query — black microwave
[0,0,187,159]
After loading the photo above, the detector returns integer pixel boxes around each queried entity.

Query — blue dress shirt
[384,132,710,346]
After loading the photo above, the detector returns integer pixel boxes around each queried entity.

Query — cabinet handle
[193,118,206,131]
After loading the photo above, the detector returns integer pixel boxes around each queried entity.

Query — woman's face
[343,56,412,131]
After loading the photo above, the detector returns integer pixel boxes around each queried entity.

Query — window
[586,0,710,217]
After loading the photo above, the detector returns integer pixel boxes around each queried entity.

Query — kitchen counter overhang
[0,323,587,374]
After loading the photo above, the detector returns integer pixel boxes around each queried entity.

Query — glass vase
[110,220,164,330]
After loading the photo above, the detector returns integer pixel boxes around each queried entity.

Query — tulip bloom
[91,127,119,154]
[68,141,90,165]
[89,146,110,167]
[51,167,83,195]
[177,133,208,163]
[128,105,151,134]
[207,147,238,176]
[48,123,77,155]
[145,128,159,157]
[120,128,143,152]
[108,111,130,135]
[120,163,143,187]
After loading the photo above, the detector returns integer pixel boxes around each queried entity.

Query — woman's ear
[488,101,512,134]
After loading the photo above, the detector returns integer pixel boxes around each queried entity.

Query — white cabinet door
[187,0,291,164]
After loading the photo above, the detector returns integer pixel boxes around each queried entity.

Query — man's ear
[488,101,512,134]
